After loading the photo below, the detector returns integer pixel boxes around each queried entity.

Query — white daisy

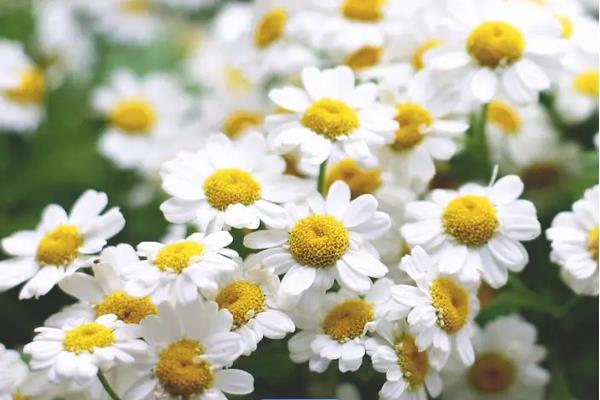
[546,185,599,296]
[554,61,598,124]
[266,66,398,165]
[400,175,541,288]
[160,131,312,230]
[0,190,125,299]
[123,301,254,400]
[391,246,479,369]
[0,343,28,400]
[442,314,549,400]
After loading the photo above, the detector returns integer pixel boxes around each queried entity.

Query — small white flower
[0,190,125,299]
[554,62,599,124]
[0,343,28,400]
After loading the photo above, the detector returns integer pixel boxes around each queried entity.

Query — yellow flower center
[442,195,498,247]
[254,8,287,49]
[469,352,516,393]
[288,215,349,268]
[36,225,83,266]
[325,158,381,198]
[222,111,263,138]
[301,99,360,140]
[555,15,573,38]
[341,0,385,22]
[322,299,373,342]
[391,103,432,152]
[430,277,470,333]
[224,68,252,93]
[154,241,204,274]
[394,334,429,391]
[203,168,262,211]
[108,99,156,134]
[411,39,442,71]
[155,340,214,397]
[466,21,525,68]
[5,67,45,104]
[477,282,498,308]
[345,46,382,71]
[63,322,115,354]
[12,393,25,400]
[96,291,157,324]
[216,280,266,328]
[487,100,521,135]
[573,70,599,98]
[120,0,150,14]
[587,225,599,262]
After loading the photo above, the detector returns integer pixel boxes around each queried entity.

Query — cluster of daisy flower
[0,0,598,399]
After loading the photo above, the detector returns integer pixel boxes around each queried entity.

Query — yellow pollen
[156,340,214,397]
[469,352,516,393]
[443,195,498,247]
[254,8,287,49]
[154,241,204,274]
[6,67,45,104]
[325,158,381,198]
[108,99,156,134]
[222,111,263,138]
[411,39,442,71]
[466,21,525,68]
[216,280,266,328]
[322,299,373,342]
[96,291,157,324]
[430,277,470,333]
[341,0,385,22]
[120,0,150,14]
[36,225,83,266]
[477,282,498,308]
[555,15,573,38]
[391,103,432,152]
[12,393,25,400]
[288,215,349,268]
[301,99,359,140]
[394,334,429,391]
[587,225,599,262]
[203,168,261,211]
[63,322,115,354]
[345,46,382,71]
[573,70,599,98]
[487,100,521,134]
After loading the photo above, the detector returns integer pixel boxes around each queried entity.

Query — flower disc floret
[203,168,262,211]
[36,225,83,266]
[322,299,373,342]
[442,195,498,247]
[96,291,157,324]
[6,67,45,104]
[466,21,525,68]
[468,352,516,393]
[325,159,381,198]
[63,323,115,354]
[391,103,432,151]
[341,0,385,22]
[288,215,349,268]
[216,280,266,328]
[394,334,429,391]
[108,99,156,134]
[154,241,204,274]
[254,8,287,49]
[301,99,359,140]
[430,277,470,333]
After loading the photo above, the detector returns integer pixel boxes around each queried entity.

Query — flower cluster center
[326,158,381,199]
[573,70,599,98]
[341,0,385,22]
[154,241,204,274]
[301,98,359,140]
[468,352,516,393]
[587,225,599,262]
[109,98,156,134]
[63,322,115,354]
[394,334,429,391]
[288,215,349,268]
[442,195,498,247]
[322,299,373,342]
[430,277,470,333]
[345,46,382,71]
[222,111,263,138]
[216,280,266,328]
[254,8,288,49]
[96,290,157,324]
[466,21,525,68]
[203,168,262,211]
[36,224,83,266]
[488,100,521,135]
[411,39,442,71]
[391,103,432,152]
[6,67,45,104]
[555,15,573,38]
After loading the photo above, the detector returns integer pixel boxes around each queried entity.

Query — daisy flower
[23,314,147,385]
[123,301,254,400]
[0,190,125,299]
[442,314,549,400]
[400,175,541,287]
[244,181,391,300]
[0,40,45,133]
[0,343,28,400]
[554,61,598,124]
[265,66,398,165]
[365,319,443,400]
[546,185,599,296]
[160,132,312,230]
[391,247,479,369]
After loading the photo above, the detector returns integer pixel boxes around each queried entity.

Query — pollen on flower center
[222,111,263,138]
[96,291,157,324]
[391,103,432,152]
[63,322,115,354]
[587,225,599,262]
[430,277,470,333]
[488,100,521,134]
[36,224,83,266]
[325,158,381,198]
[203,168,262,211]
[341,0,385,22]
[288,215,349,268]
[12,392,25,400]
[394,334,429,391]
[154,241,204,274]
[322,299,373,342]
[216,280,266,328]
[468,352,516,393]
[466,21,525,68]
[6,67,45,104]
[254,8,288,49]
[156,339,214,397]
[301,98,360,140]
[224,68,251,93]
[345,46,382,71]
[411,39,442,71]
[109,99,156,134]
[573,70,599,98]
[442,195,498,247]
[555,15,573,38]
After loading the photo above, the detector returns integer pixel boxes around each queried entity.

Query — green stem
[97,370,122,400]
[475,102,491,179]
[317,160,327,195]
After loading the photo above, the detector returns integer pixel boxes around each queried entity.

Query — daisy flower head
[0,190,125,299]
[400,174,541,288]
[23,314,147,385]
[442,314,549,400]
[554,59,598,124]
[0,39,45,133]
[244,181,391,301]
[391,246,479,369]
[266,66,398,165]
[124,300,253,400]
[546,185,599,296]
[160,131,312,230]
[0,343,28,400]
